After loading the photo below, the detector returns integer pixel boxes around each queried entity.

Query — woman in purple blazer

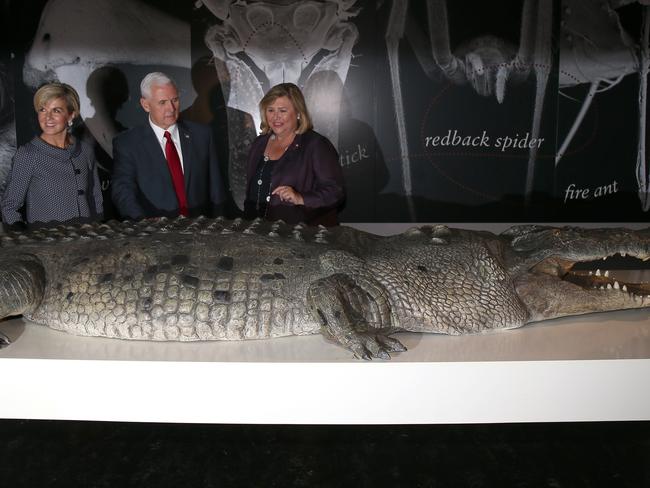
[244,83,344,226]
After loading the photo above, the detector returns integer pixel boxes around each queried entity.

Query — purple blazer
[245,130,345,226]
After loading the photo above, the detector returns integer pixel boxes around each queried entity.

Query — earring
[297,114,301,120]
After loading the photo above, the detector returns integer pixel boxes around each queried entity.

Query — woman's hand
[272,185,304,206]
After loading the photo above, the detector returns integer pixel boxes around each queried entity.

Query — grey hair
[140,72,176,99]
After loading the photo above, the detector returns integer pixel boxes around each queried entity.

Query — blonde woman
[1,82,103,229]
[244,83,344,226]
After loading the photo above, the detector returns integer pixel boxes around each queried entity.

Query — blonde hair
[259,83,313,135]
[33,82,80,115]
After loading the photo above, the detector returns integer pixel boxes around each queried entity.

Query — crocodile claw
[379,335,408,353]
[0,330,10,349]
[348,332,407,361]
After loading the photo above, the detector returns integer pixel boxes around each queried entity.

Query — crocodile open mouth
[531,254,650,298]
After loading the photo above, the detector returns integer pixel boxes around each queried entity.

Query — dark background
[1,420,648,487]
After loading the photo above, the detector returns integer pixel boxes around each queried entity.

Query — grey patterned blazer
[1,136,103,227]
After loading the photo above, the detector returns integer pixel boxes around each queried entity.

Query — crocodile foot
[308,273,407,360]
[0,256,46,322]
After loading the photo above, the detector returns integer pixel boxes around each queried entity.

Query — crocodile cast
[0,217,649,359]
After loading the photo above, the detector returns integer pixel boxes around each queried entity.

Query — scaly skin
[1,218,649,359]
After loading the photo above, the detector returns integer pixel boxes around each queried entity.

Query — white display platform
[1,222,649,424]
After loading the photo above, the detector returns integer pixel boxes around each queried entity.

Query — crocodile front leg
[307,274,406,360]
[0,256,46,347]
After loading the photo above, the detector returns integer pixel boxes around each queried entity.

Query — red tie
[163,130,188,216]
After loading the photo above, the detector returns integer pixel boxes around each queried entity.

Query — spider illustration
[386,0,650,216]
[385,0,554,219]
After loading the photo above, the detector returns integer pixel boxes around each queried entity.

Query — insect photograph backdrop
[0,0,648,223]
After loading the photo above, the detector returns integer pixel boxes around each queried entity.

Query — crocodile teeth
[595,269,601,276]
[604,270,609,277]
[607,283,612,290]
[622,285,628,292]
[613,281,620,290]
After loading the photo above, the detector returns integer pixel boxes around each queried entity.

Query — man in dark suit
[111,72,225,220]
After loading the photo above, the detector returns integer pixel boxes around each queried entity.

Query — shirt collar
[149,117,179,143]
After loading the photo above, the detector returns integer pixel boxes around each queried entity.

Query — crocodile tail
[0,255,46,320]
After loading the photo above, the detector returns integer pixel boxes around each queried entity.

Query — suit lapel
[178,123,192,189]
[143,126,173,185]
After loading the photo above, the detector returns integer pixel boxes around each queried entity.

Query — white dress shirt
[148,118,185,172]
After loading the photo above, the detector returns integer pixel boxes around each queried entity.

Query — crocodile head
[501,225,650,322]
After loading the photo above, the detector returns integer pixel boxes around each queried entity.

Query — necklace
[255,156,273,216]
[256,133,296,217]
[40,134,73,149]
[264,133,294,161]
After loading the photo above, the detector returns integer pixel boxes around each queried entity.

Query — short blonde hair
[259,83,313,135]
[33,83,80,115]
